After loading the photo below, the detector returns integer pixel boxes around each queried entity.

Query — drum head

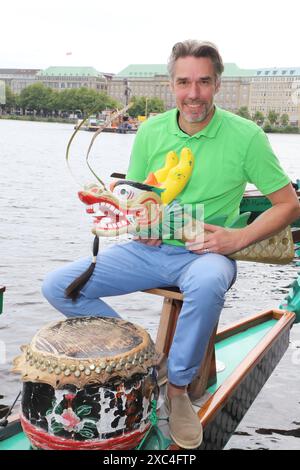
[13,317,157,388]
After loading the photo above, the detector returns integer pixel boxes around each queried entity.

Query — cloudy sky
[1,0,299,73]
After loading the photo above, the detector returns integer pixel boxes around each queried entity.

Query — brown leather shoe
[165,393,203,449]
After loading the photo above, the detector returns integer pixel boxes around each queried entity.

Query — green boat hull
[240,191,300,227]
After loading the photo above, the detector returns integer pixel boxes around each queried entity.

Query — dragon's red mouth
[86,199,132,231]
[79,190,161,234]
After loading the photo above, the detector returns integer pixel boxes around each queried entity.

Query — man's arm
[187,183,300,255]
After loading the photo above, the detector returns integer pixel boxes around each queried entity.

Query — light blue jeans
[42,241,237,386]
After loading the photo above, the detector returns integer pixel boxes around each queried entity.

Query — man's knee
[42,270,64,304]
[182,267,234,299]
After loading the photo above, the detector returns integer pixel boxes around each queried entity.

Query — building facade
[0,69,40,94]
[109,63,300,126]
[36,67,108,92]
[108,64,175,109]
[2,64,300,126]
[248,68,300,126]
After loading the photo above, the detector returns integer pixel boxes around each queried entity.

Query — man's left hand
[185,223,246,255]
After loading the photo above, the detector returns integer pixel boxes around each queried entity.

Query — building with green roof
[110,63,300,126]
[116,63,256,78]
[36,66,107,92]
[117,64,168,78]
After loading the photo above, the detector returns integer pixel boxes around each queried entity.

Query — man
[42,40,300,449]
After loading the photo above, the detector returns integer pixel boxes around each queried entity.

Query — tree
[128,96,165,118]
[57,88,119,115]
[280,113,289,127]
[17,84,120,117]
[267,110,279,126]
[252,111,265,126]
[0,85,16,113]
[147,97,165,115]
[236,106,251,120]
[263,120,273,133]
[19,82,54,115]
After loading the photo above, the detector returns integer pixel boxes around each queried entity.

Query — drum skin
[13,317,158,450]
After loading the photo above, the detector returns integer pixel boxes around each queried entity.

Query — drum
[13,317,158,450]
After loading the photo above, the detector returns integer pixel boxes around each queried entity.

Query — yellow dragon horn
[154,151,179,183]
[160,148,194,205]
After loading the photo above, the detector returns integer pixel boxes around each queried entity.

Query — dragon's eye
[113,184,144,201]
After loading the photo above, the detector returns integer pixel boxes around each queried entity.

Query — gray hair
[167,40,224,80]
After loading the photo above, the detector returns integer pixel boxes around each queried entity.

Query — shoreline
[1,115,299,134]
[0,114,76,125]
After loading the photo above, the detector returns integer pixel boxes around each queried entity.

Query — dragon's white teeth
[100,217,112,224]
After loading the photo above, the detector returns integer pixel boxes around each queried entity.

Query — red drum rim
[21,414,151,450]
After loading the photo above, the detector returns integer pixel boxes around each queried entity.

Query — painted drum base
[20,373,156,450]
[21,415,151,450]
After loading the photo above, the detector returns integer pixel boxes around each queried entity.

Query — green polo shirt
[127,106,290,245]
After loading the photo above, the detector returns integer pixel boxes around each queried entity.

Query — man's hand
[185,223,246,255]
[134,237,162,247]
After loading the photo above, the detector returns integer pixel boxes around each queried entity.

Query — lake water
[0,119,300,450]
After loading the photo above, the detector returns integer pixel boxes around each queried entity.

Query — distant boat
[75,116,138,134]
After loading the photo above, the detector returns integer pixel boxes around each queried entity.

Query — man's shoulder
[138,109,176,131]
[218,107,261,139]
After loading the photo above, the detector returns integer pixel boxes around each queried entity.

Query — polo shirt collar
[168,105,223,139]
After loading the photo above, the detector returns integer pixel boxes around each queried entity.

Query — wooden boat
[75,117,138,134]
[1,200,300,450]
[241,182,300,227]
[1,275,300,450]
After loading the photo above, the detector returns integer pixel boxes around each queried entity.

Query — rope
[135,399,158,450]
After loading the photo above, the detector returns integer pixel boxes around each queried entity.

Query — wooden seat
[143,287,217,398]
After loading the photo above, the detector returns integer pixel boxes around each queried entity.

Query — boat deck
[0,310,293,451]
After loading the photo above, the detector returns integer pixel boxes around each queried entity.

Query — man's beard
[181,101,214,123]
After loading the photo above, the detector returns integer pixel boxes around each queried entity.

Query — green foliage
[128,96,165,118]
[236,106,251,120]
[19,82,54,113]
[267,110,279,125]
[4,85,16,108]
[0,85,16,112]
[252,111,265,125]
[263,121,273,133]
[237,109,298,133]
[280,113,289,127]
[16,83,119,115]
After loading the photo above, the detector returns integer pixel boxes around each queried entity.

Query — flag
[66,52,72,56]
